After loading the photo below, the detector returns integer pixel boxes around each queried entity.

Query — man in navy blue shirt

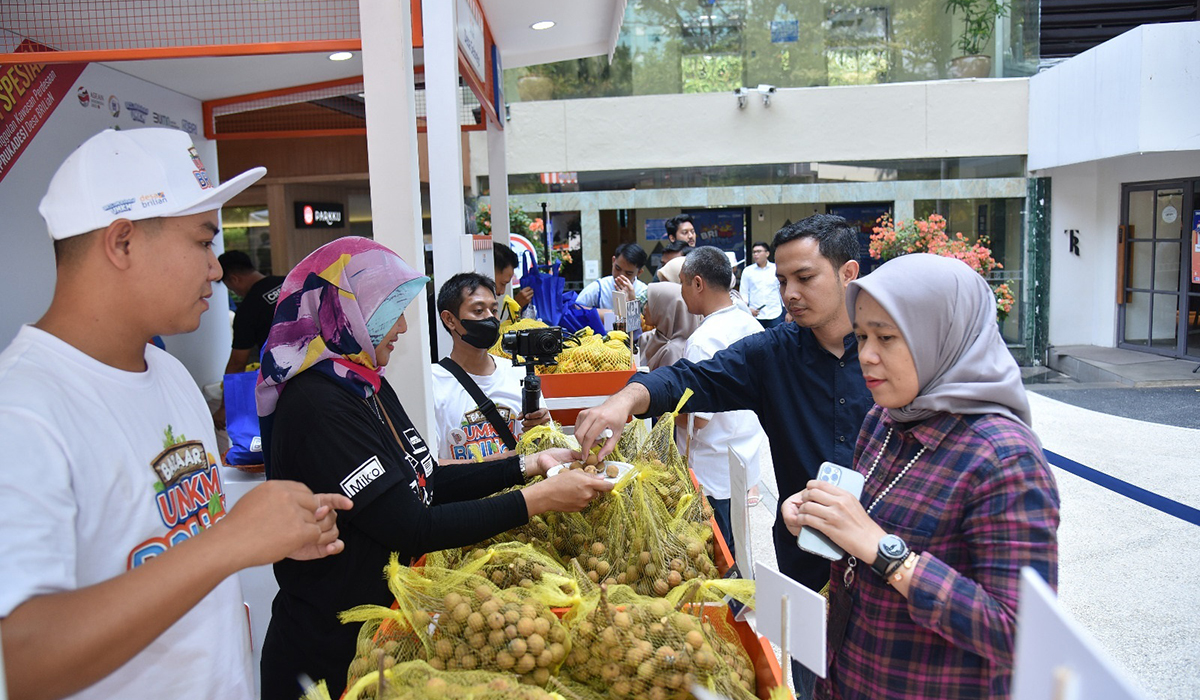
[576,214,873,698]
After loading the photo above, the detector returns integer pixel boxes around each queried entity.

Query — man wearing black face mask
[430,273,552,463]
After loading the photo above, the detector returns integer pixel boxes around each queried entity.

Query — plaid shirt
[820,406,1060,700]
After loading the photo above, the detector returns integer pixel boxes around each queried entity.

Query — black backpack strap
[437,357,518,451]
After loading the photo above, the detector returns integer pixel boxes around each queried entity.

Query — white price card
[1013,568,1151,700]
[755,563,827,678]
[728,448,755,579]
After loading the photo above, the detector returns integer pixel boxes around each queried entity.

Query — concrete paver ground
[742,393,1199,700]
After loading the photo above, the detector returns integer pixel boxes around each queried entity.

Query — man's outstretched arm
[1,483,350,700]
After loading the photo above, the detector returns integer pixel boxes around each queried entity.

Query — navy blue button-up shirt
[630,321,873,592]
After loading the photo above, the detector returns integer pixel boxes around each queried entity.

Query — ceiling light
[530,20,556,30]
[328,51,354,61]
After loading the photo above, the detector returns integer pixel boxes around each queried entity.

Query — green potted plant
[944,0,1008,78]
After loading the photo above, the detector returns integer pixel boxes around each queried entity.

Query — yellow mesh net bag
[308,659,562,700]
[596,469,720,597]
[516,423,579,455]
[339,560,573,690]
[426,542,581,610]
[560,584,759,700]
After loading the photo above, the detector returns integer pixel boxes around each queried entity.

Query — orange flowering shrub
[870,213,1014,322]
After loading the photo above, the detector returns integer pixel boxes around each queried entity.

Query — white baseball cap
[38,127,266,240]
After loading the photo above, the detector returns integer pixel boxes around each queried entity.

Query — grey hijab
[846,253,1031,427]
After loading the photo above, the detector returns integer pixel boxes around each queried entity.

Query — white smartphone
[797,461,866,561]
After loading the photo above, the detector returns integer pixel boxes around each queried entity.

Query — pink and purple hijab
[255,236,429,469]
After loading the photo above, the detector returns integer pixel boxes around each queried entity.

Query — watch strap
[871,535,909,578]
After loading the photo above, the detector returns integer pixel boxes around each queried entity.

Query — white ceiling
[95,1,626,102]
[479,0,627,70]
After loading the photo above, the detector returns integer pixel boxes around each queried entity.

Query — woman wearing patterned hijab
[782,253,1060,700]
[256,238,611,700]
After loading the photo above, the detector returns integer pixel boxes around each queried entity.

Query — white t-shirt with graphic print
[430,354,546,461]
[0,326,253,700]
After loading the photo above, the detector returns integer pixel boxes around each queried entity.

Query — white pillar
[423,0,467,358]
[359,0,436,440]
[486,112,511,289]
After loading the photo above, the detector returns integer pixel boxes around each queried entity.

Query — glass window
[220,205,272,274]
[482,156,1026,196]
[915,197,1025,343]
[505,0,1040,101]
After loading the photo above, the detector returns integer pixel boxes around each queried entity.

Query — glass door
[1118,180,1197,359]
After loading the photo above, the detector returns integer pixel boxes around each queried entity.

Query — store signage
[456,0,487,83]
[0,41,87,185]
[294,201,345,228]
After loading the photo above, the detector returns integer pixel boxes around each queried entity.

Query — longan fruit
[526,633,546,656]
[495,650,515,670]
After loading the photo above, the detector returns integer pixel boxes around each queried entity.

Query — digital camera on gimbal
[501,326,564,416]
[501,326,563,366]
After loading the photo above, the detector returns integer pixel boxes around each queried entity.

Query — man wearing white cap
[0,128,353,700]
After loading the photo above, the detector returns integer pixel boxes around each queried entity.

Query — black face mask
[456,316,500,349]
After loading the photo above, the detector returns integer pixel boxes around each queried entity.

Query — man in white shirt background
[431,273,551,462]
[676,246,765,557]
[739,240,785,329]
[575,242,649,316]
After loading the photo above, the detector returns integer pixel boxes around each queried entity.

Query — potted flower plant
[870,213,1014,322]
[944,0,1008,78]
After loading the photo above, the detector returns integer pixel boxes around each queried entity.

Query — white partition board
[1013,567,1152,700]
[755,563,827,678]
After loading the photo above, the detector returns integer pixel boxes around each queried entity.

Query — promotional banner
[0,48,86,185]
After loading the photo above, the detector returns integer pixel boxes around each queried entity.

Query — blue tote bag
[223,370,263,466]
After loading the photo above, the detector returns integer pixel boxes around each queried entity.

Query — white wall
[1029,22,1200,171]
[1042,151,1200,348]
[474,78,1029,176]
[0,62,231,387]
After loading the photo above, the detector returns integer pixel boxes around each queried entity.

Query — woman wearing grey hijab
[782,254,1060,700]
[639,281,703,370]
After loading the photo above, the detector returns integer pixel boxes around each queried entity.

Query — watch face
[880,535,906,559]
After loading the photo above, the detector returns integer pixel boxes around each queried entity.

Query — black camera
[501,326,563,416]
[501,326,563,365]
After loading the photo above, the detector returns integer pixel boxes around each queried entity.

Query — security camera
[757,84,776,106]
[734,86,749,109]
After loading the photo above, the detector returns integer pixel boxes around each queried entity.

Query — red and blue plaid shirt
[820,405,1060,700]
